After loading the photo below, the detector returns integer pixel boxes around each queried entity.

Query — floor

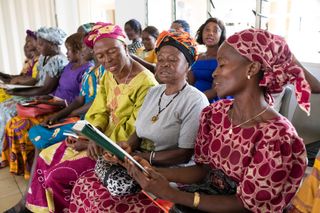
[0,157,28,212]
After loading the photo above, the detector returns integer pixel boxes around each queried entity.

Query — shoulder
[202,99,232,115]
[134,69,158,86]
[183,85,209,102]
[47,54,68,69]
[147,84,165,95]
[264,116,303,142]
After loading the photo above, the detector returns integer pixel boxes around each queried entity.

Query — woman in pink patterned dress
[125,29,309,213]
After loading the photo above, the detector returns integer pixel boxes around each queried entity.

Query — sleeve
[237,132,307,212]
[194,104,216,165]
[178,92,209,149]
[108,81,155,142]
[45,55,68,78]
[85,73,109,130]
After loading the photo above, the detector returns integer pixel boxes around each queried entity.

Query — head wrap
[226,28,311,115]
[84,22,126,48]
[26,29,37,39]
[155,31,197,66]
[79,23,95,34]
[36,27,66,45]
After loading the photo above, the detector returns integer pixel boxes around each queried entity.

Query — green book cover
[72,120,148,174]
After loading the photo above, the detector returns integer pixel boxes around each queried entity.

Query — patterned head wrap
[78,23,95,34]
[36,27,67,45]
[84,22,126,48]
[26,29,36,39]
[226,28,311,115]
[155,31,197,66]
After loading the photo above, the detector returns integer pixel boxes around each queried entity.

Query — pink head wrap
[226,28,311,115]
[84,22,126,48]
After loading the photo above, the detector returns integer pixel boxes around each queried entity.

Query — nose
[213,67,220,78]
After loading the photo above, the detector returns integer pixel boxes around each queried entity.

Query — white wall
[0,0,56,74]
[114,0,146,30]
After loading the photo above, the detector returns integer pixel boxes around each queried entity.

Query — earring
[247,75,251,80]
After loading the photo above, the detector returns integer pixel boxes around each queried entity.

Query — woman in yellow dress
[22,22,157,213]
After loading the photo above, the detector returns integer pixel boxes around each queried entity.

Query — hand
[66,136,89,151]
[102,141,132,165]
[87,140,103,160]
[125,156,172,199]
[103,152,121,165]
[41,114,60,126]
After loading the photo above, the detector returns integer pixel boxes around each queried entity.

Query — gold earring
[247,75,251,80]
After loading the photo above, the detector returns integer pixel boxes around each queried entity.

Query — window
[147,0,173,32]
[211,0,257,37]
[262,0,320,63]
[175,0,207,36]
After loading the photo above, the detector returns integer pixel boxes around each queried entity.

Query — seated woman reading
[69,30,209,212]
[125,29,308,213]
[22,22,157,213]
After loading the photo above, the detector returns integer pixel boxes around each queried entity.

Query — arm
[45,96,86,124]
[131,54,156,73]
[7,75,59,96]
[68,101,92,117]
[10,75,37,85]
[85,73,109,130]
[137,148,194,166]
[127,158,248,213]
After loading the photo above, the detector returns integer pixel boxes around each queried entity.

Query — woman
[0,27,68,165]
[124,19,144,55]
[23,22,157,213]
[126,29,308,213]
[0,32,93,179]
[289,148,320,213]
[28,46,99,150]
[0,29,39,103]
[132,26,159,73]
[189,18,229,102]
[170,20,190,33]
[69,30,209,212]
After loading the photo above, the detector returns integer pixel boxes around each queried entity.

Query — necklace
[228,105,269,136]
[151,84,187,123]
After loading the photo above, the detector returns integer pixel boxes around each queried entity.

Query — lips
[104,64,118,72]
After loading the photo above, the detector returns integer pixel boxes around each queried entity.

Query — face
[155,45,189,84]
[25,35,37,48]
[202,22,222,47]
[81,45,93,62]
[37,37,55,56]
[24,43,34,59]
[93,38,128,74]
[65,44,79,63]
[141,31,156,51]
[124,24,138,41]
[170,23,185,33]
[214,42,251,97]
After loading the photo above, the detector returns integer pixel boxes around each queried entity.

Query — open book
[72,120,149,174]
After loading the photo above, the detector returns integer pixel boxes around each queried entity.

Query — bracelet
[149,151,154,165]
[193,192,200,209]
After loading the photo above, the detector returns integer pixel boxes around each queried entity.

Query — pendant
[151,115,159,123]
